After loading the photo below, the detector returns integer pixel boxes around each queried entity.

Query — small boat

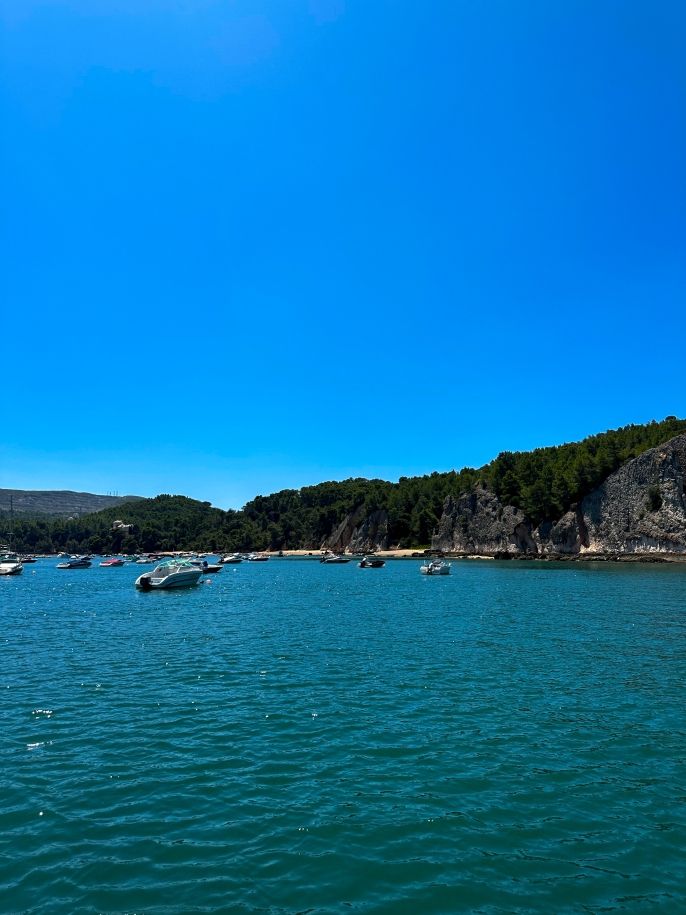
[220,553,244,564]
[0,553,24,576]
[320,552,351,564]
[135,559,204,590]
[189,559,222,574]
[359,556,385,568]
[247,553,269,562]
[420,559,451,576]
[20,555,37,564]
[57,556,92,569]
[99,558,125,567]
[1,499,23,575]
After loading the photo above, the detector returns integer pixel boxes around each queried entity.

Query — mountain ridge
[0,489,143,519]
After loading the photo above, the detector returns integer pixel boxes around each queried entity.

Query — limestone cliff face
[433,489,536,554]
[579,434,686,553]
[349,510,390,552]
[535,510,586,555]
[432,434,686,556]
[323,507,390,552]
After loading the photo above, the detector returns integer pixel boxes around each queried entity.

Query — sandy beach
[265,550,424,559]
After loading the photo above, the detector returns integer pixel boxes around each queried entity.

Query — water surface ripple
[1,559,685,913]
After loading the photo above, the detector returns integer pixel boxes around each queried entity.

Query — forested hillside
[481,416,686,526]
[6,417,685,554]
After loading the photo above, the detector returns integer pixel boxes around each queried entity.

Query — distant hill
[0,489,143,519]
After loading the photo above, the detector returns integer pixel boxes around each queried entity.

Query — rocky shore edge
[271,549,686,563]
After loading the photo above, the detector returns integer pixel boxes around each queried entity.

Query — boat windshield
[155,560,197,571]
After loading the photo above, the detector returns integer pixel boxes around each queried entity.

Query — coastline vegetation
[5,417,685,555]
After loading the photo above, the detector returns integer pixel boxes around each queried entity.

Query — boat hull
[135,570,203,590]
[0,562,23,576]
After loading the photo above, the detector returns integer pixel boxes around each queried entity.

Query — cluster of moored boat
[319,552,385,566]
[134,553,408,588]
[0,551,452,586]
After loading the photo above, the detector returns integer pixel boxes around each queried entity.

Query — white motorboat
[220,553,244,564]
[1,497,23,575]
[320,552,351,564]
[0,553,23,576]
[420,559,451,576]
[135,559,204,590]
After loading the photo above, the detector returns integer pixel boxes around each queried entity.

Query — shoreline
[31,549,686,564]
[267,549,686,564]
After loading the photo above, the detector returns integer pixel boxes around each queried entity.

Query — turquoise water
[1,558,685,914]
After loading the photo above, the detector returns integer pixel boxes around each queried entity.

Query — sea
[1,557,685,914]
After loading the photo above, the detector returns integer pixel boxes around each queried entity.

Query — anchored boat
[135,559,204,590]
[0,553,23,576]
[0,497,23,575]
[57,556,92,569]
[420,559,451,576]
[359,556,385,568]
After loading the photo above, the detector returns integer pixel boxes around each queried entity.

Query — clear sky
[1,0,684,509]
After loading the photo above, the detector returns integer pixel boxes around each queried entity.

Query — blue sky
[1,0,684,508]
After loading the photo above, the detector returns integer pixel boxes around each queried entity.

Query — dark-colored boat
[359,556,385,568]
[57,556,92,569]
[201,563,222,573]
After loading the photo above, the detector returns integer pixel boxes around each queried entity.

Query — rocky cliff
[433,488,538,554]
[577,433,686,553]
[432,433,686,556]
[314,434,686,557]
[323,507,390,552]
